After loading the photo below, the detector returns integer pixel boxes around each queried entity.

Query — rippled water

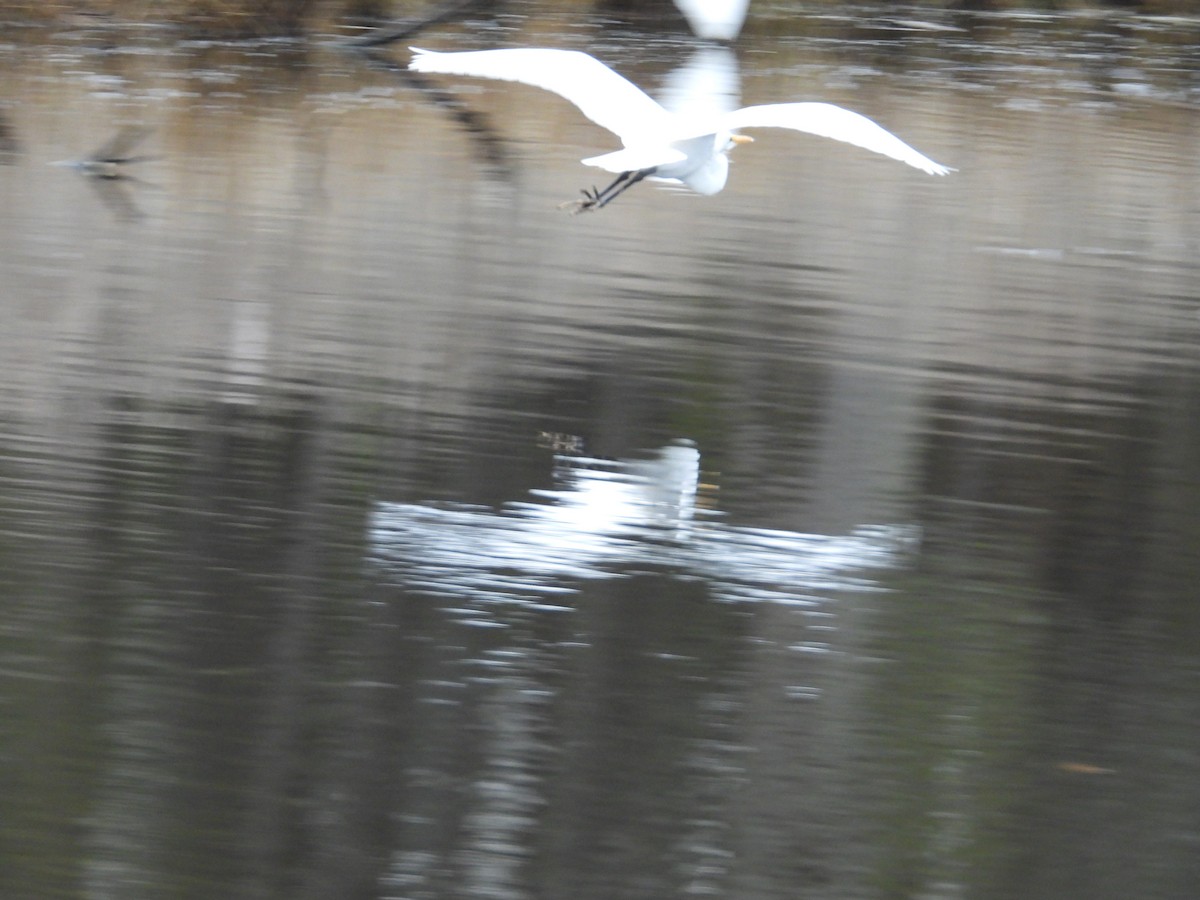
[3,4,1200,899]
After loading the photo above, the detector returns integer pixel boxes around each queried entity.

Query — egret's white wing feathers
[408,47,953,211]
[410,47,670,145]
[722,102,953,175]
[582,146,689,173]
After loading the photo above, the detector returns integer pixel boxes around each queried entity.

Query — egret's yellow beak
[731,134,755,145]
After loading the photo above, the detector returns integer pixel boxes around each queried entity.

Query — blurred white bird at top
[409,47,952,212]
[672,0,751,41]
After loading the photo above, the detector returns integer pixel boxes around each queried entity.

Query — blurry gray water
[3,5,1200,899]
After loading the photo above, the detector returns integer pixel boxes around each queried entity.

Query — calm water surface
[3,5,1200,899]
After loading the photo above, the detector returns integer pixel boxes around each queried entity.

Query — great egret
[409,47,952,211]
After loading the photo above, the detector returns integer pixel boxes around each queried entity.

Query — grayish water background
[3,4,1200,898]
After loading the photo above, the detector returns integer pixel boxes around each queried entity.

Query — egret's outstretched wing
[409,48,670,145]
[722,102,953,175]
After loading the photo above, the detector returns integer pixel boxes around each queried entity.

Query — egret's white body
[409,47,951,209]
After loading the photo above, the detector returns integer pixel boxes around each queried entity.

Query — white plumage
[410,47,952,209]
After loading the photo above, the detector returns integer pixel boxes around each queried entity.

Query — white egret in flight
[409,47,952,212]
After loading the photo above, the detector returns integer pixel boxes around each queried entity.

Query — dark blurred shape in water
[0,108,19,164]
[54,124,157,180]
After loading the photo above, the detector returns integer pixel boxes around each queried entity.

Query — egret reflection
[370,441,918,621]
[657,43,740,125]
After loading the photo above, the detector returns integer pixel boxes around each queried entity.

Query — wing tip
[408,46,433,66]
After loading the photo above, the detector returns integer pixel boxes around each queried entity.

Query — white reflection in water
[657,45,740,124]
[370,441,917,619]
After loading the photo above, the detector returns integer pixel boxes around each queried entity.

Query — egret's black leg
[562,171,630,212]
[589,171,634,206]
[563,167,656,213]
[594,168,652,208]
